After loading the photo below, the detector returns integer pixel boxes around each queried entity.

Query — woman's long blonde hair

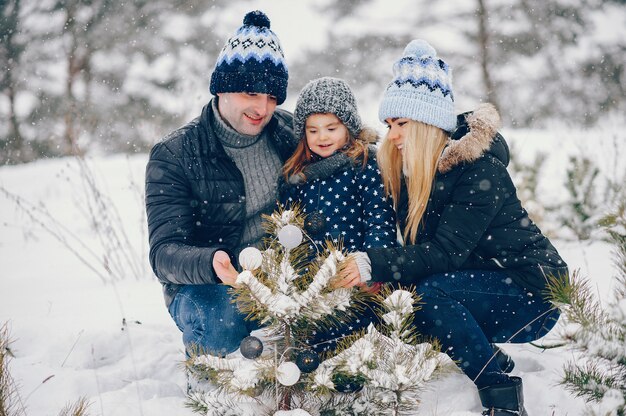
[377,120,449,244]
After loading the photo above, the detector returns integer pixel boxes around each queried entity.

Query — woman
[338,39,568,416]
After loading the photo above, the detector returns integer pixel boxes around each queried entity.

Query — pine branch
[562,361,618,402]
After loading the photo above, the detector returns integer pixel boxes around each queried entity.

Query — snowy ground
[0,142,621,415]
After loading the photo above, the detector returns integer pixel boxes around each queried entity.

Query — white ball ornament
[238,247,263,270]
[277,224,302,250]
[276,361,301,386]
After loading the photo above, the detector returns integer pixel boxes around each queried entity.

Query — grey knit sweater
[210,100,283,254]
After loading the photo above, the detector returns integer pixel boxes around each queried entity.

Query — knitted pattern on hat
[210,10,288,104]
[378,39,455,132]
[293,77,362,140]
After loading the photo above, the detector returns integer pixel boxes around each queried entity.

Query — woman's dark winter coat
[280,145,397,252]
[367,104,568,295]
[145,101,296,305]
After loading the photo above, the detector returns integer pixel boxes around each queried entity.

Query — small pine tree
[548,202,626,416]
[507,141,550,235]
[557,155,602,241]
[185,208,450,415]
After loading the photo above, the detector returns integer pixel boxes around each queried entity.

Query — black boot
[491,343,515,373]
[479,376,528,416]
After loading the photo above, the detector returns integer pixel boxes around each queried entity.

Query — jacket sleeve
[358,157,398,249]
[145,142,232,285]
[367,159,505,283]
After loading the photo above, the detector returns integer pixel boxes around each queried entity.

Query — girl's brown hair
[377,120,449,244]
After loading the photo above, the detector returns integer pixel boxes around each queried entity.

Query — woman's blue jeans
[411,270,560,387]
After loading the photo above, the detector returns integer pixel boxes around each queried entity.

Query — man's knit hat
[378,39,455,132]
[210,10,288,104]
[293,77,362,139]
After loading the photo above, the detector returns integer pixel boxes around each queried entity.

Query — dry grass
[0,322,26,416]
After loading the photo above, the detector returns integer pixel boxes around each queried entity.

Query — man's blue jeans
[411,270,560,387]
[168,284,261,357]
[168,283,378,357]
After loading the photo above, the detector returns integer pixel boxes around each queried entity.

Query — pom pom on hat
[210,10,288,104]
[243,10,270,28]
[378,39,456,132]
[403,39,436,58]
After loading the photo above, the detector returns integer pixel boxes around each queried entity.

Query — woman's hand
[212,250,239,286]
[357,281,383,294]
[333,257,363,289]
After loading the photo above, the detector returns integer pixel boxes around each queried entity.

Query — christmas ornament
[277,224,303,249]
[295,350,320,373]
[304,212,326,235]
[240,336,264,359]
[332,373,364,393]
[239,247,263,270]
[276,361,301,386]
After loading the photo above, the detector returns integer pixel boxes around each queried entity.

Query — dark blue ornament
[305,212,326,235]
[295,350,320,373]
[240,336,263,359]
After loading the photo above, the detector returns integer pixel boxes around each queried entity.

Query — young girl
[280,77,398,351]
[337,40,568,415]
[281,76,397,255]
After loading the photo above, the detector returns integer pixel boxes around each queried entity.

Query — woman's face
[305,113,349,158]
[384,118,410,153]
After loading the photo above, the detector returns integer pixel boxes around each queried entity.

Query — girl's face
[305,113,349,158]
[384,117,410,153]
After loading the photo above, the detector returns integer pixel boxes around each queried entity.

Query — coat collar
[438,103,501,173]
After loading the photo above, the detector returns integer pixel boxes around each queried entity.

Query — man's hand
[212,250,239,286]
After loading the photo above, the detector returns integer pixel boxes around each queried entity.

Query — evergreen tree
[0,0,30,164]
[549,202,626,415]
[485,0,624,126]
[186,208,450,415]
[1,0,235,162]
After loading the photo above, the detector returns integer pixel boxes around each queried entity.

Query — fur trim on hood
[438,103,501,173]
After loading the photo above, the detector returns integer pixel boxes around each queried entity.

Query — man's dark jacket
[367,104,568,295]
[145,100,296,305]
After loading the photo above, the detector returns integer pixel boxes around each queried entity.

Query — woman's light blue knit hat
[378,39,455,132]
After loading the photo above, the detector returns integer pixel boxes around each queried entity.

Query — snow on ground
[0,143,619,415]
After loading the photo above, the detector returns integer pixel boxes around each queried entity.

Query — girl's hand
[333,258,363,289]
[213,250,239,286]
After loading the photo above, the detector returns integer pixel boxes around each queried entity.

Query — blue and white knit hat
[378,39,455,132]
[210,10,288,104]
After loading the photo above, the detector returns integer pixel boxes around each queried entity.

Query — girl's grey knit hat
[293,77,362,139]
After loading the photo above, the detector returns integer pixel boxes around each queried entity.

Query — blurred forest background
[0,0,624,165]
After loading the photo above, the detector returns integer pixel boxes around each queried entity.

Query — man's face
[217,92,278,136]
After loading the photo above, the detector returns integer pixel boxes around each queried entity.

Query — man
[145,10,296,357]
